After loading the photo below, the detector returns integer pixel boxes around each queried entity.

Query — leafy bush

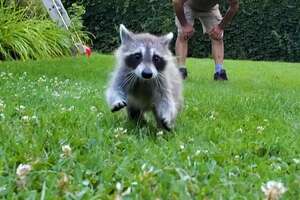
[0,1,90,61]
[64,0,300,62]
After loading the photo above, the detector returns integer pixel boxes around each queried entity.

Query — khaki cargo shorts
[175,3,223,34]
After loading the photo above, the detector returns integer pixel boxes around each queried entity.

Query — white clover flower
[52,91,60,97]
[116,182,122,192]
[0,113,5,120]
[122,187,131,196]
[114,127,127,134]
[180,144,185,150]
[257,126,265,133]
[16,164,32,177]
[0,72,6,77]
[209,114,216,120]
[90,106,97,112]
[195,150,201,156]
[62,144,72,157]
[0,186,6,193]
[292,158,300,164]
[0,102,5,112]
[82,180,89,186]
[68,106,75,112]
[209,111,217,120]
[21,116,30,123]
[156,131,164,136]
[19,105,25,110]
[261,181,287,200]
[31,115,37,121]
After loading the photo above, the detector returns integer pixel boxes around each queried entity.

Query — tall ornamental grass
[0,1,88,61]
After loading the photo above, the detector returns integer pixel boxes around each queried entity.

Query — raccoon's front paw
[160,118,172,131]
[111,100,127,112]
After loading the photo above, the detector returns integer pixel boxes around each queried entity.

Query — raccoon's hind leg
[127,106,145,125]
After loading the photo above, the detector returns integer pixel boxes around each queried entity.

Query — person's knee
[211,38,223,46]
[177,33,188,43]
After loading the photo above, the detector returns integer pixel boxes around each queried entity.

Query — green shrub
[0,1,90,61]
[64,0,300,62]
[0,2,71,60]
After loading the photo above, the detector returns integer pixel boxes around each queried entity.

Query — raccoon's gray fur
[105,24,183,131]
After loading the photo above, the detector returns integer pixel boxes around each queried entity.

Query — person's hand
[209,25,224,40]
[182,23,194,40]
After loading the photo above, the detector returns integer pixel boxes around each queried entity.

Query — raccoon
[105,24,183,131]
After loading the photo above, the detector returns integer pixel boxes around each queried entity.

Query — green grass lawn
[0,54,299,199]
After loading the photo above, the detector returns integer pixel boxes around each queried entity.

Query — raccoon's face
[118,24,173,80]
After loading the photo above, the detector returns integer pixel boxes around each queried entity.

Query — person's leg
[211,38,224,73]
[175,34,189,68]
[199,4,228,80]
[175,4,194,79]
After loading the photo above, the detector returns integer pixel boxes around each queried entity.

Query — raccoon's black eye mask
[153,54,166,71]
[125,52,142,69]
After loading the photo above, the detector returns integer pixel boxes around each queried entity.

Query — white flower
[114,127,127,134]
[261,181,287,200]
[21,116,30,123]
[90,106,97,112]
[0,113,5,120]
[62,145,72,157]
[0,186,6,193]
[31,115,37,121]
[0,100,5,112]
[156,131,164,136]
[68,106,75,112]
[292,158,300,164]
[122,187,131,196]
[195,150,201,156]
[116,182,122,192]
[0,72,6,77]
[82,180,90,186]
[257,126,265,133]
[19,105,25,110]
[16,164,32,177]
[52,91,60,97]
[180,144,185,150]
[209,114,216,120]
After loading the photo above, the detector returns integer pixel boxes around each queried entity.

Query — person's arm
[172,0,194,39]
[172,0,189,26]
[219,0,239,29]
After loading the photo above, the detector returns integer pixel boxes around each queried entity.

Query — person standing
[173,0,239,80]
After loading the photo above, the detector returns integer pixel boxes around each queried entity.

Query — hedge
[63,0,300,62]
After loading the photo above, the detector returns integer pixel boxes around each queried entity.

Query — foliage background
[0,0,89,61]
[62,0,300,62]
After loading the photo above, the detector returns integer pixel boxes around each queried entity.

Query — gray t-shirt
[188,0,219,11]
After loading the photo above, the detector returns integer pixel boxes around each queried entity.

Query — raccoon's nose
[141,68,153,79]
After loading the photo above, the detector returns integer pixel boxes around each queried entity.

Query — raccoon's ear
[160,32,174,46]
[120,24,133,44]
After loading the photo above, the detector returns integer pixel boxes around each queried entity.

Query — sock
[215,64,223,73]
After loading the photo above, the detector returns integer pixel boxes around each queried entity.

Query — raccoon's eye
[133,52,142,60]
[125,52,142,68]
[152,54,166,71]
